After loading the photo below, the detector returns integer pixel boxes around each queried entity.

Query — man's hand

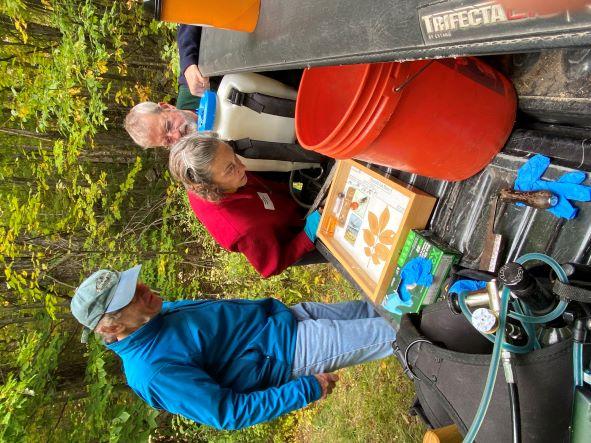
[314,373,339,400]
[184,64,210,97]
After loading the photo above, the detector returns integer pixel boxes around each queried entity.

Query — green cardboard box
[382,230,461,322]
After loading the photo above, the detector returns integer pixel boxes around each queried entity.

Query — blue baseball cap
[70,265,142,343]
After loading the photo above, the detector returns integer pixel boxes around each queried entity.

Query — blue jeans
[290,300,396,377]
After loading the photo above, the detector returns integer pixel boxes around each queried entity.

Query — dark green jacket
[176,84,200,111]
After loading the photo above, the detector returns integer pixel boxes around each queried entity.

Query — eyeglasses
[163,117,176,146]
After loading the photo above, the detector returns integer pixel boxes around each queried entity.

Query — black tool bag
[395,301,574,443]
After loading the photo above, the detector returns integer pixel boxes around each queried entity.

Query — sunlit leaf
[368,211,379,234]
[379,230,396,245]
[363,229,375,247]
[375,243,390,261]
[378,207,390,231]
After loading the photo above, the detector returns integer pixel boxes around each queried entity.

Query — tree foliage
[0,1,201,441]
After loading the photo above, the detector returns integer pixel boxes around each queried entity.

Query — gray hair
[169,132,227,202]
[124,101,162,148]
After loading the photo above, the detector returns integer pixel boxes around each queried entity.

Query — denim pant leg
[290,300,380,321]
[291,315,396,378]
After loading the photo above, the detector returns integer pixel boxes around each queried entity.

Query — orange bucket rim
[296,63,373,149]
[334,61,412,159]
[326,63,396,157]
[315,63,387,155]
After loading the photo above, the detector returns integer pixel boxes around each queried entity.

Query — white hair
[124,101,163,148]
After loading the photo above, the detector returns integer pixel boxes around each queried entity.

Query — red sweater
[187,173,315,278]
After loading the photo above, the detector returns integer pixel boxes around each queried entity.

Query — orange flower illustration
[363,207,395,266]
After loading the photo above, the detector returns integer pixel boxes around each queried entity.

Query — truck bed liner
[317,124,591,305]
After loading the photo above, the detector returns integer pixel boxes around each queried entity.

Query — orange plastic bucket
[317,64,385,156]
[355,58,516,180]
[329,63,404,158]
[331,61,422,159]
[153,0,260,33]
[295,58,516,181]
[296,64,372,150]
[299,61,406,159]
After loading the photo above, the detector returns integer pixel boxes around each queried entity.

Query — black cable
[508,381,521,443]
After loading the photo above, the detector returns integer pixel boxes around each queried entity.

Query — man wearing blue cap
[71,264,396,430]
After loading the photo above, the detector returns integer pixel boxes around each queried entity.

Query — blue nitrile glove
[514,154,591,219]
[448,279,487,295]
[304,210,321,242]
[382,291,412,315]
[382,257,434,315]
[398,257,434,302]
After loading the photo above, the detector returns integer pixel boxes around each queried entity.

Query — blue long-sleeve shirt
[107,298,321,430]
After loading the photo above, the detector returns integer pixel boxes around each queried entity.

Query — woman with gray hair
[169,132,322,277]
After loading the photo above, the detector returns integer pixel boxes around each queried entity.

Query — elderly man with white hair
[124,101,197,149]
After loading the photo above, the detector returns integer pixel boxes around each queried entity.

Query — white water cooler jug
[197,72,297,143]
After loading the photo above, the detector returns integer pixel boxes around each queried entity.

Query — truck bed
[317,122,591,314]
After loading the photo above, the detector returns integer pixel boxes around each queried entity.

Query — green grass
[295,359,425,443]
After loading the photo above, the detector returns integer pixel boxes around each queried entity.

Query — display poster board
[318,160,436,304]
